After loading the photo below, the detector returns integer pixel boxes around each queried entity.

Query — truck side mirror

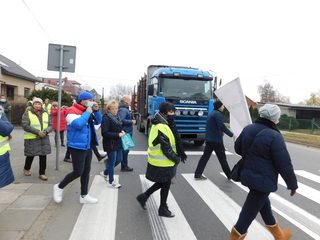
[148,85,154,96]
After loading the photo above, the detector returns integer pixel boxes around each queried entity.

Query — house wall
[0,73,35,103]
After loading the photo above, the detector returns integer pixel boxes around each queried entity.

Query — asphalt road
[7,127,320,240]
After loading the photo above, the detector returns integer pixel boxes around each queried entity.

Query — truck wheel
[194,140,204,146]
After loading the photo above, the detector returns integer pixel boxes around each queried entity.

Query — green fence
[278,117,320,135]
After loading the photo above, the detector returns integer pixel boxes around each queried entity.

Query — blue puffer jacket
[118,101,133,135]
[235,118,298,193]
[205,110,233,143]
[0,113,14,188]
[66,103,101,150]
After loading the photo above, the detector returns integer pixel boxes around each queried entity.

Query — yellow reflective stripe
[148,153,169,160]
[0,136,10,155]
[0,140,9,148]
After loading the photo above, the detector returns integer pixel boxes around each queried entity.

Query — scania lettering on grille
[179,100,197,104]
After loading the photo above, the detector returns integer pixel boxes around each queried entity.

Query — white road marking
[130,150,233,156]
[69,175,119,240]
[220,173,320,240]
[295,170,320,184]
[278,176,320,204]
[139,175,197,240]
[183,174,273,240]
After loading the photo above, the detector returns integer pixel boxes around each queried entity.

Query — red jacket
[51,107,67,131]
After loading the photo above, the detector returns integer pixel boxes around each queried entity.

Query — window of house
[24,88,30,98]
[6,86,14,100]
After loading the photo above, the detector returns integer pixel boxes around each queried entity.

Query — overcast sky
[1,0,319,103]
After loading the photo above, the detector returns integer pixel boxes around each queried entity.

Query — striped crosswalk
[69,170,320,240]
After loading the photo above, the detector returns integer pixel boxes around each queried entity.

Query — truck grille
[174,104,208,133]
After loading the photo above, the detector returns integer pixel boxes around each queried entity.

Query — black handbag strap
[241,128,268,160]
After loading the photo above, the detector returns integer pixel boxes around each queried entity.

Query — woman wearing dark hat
[53,92,101,204]
[230,104,297,240]
[194,99,234,180]
[136,102,186,217]
[22,98,52,181]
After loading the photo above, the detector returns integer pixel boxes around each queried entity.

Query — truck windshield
[159,78,213,100]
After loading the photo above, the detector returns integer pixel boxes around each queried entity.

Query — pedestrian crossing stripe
[69,175,119,240]
[219,173,320,240]
[182,174,274,240]
[129,150,234,156]
[278,176,320,204]
[295,170,320,184]
[139,175,197,240]
[69,171,320,240]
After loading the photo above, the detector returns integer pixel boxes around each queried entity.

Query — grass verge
[282,132,320,148]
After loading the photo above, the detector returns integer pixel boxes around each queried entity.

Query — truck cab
[136,65,216,146]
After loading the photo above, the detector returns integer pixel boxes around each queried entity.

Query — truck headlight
[198,110,204,116]
[175,110,181,116]
[183,110,189,115]
[190,110,195,115]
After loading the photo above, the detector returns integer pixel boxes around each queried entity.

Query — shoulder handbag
[121,133,136,151]
[230,128,267,182]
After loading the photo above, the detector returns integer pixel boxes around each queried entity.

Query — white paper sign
[214,78,252,137]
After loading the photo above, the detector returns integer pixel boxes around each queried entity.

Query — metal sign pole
[48,43,76,171]
[55,45,64,171]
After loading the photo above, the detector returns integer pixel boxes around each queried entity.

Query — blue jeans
[121,149,129,169]
[105,149,122,184]
[235,189,276,234]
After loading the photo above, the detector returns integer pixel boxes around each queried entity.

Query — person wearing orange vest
[22,98,52,181]
[0,108,14,188]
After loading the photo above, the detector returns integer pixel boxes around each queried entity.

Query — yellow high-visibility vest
[0,135,10,155]
[43,103,52,114]
[148,123,176,167]
[24,111,49,139]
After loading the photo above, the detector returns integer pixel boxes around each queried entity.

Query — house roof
[0,54,39,82]
[258,102,320,110]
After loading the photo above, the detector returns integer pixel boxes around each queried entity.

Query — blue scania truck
[135,65,217,146]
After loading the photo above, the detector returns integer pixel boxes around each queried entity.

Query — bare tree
[108,84,133,101]
[258,81,290,103]
[305,91,320,106]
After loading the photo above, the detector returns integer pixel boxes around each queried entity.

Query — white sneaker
[109,181,121,189]
[99,171,109,181]
[80,194,98,204]
[53,183,63,203]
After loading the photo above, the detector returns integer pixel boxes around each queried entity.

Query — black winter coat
[235,117,298,193]
[146,112,186,183]
[101,112,123,152]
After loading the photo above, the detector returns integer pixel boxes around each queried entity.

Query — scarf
[106,112,122,126]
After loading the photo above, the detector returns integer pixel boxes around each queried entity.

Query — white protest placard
[214,78,252,137]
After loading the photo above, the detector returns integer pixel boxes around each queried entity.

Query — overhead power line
[21,0,52,41]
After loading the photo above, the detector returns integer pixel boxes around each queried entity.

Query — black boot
[158,205,175,218]
[136,193,147,210]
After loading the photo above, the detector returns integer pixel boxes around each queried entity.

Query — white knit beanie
[259,104,281,124]
[32,97,43,105]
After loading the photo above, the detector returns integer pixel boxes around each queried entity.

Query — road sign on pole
[48,43,76,170]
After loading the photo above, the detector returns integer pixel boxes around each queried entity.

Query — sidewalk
[0,128,105,240]
[0,182,53,240]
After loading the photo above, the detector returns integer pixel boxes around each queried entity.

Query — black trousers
[54,131,65,146]
[59,148,92,195]
[24,155,47,175]
[235,189,276,234]
[194,141,231,178]
[144,181,171,207]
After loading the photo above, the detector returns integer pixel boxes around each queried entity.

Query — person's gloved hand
[180,152,187,163]
[38,131,46,138]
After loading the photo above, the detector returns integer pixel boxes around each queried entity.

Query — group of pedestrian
[0,90,298,239]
